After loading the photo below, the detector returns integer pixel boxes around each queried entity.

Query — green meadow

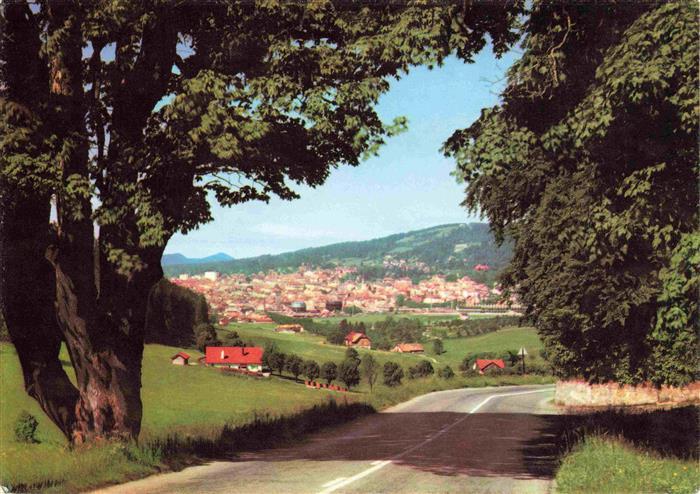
[225,321,547,373]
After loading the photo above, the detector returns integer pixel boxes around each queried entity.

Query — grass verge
[556,435,700,494]
[554,406,700,494]
[3,400,374,493]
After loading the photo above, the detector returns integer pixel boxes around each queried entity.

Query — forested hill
[163,223,512,282]
[163,223,512,284]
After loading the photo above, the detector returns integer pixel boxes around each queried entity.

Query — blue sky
[166,47,517,258]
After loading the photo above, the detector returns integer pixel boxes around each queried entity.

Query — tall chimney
[221,350,225,359]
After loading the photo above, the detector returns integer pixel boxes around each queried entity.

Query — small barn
[473,359,505,375]
[391,343,424,353]
[344,331,372,349]
[275,324,305,333]
[171,352,191,366]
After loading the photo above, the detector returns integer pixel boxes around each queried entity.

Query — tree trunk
[1,1,81,441]
[1,195,81,440]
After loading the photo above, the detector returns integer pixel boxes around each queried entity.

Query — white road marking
[318,461,392,494]
[468,388,550,414]
[317,387,553,494]
[322,477,347,488]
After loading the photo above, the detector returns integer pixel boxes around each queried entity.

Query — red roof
[205,346,263,365]
[171,351,190,360]
[474,359,505,371]
[344,331,370,344]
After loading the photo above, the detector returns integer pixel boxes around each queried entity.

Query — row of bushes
[262,344,362,389]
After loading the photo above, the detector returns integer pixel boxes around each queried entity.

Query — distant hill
[161,252,234,266]
[163,223,512,286]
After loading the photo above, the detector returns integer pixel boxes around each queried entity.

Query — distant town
[171,264,520,324]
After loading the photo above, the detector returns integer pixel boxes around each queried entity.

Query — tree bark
[1,1,81,441]
[1,195,81,440]
[3,1,187,444]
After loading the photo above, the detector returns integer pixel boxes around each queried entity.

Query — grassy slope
[0,343,351,491]
[556,436,700,494]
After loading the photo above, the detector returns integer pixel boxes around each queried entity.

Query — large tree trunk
[1,195,81,440]
[3,1,178,444]
[1,1,81,441]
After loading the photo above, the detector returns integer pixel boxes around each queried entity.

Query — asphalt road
[94,385,561,494]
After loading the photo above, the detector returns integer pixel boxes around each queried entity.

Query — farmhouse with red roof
[344,331,372,349]
[473,359,505,374]
[171,352,190,366]
[205,346,264,373]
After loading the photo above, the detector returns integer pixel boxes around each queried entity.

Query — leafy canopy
[445,1,699,384]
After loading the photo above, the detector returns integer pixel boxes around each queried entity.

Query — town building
[203,271,219,281]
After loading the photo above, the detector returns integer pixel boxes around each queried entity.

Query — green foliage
[360,354,379,392]
[223,330,245,347]
[407,360,434,379]
[269,352,287,376]
[367,317,424,351]
[437,365,455,379]
[648,233,700,386]
[445,1,699,384]
[432,339,444,355]
[284,354,304,381]
[303,360,320,382]
[338,359,361,389]
[382,361,404,387]
[261,342,279,370]
[145,279,209,347]
[194,323,221,353]
[344,347,360,362]
[320,361,337,385]
[14,411,38,443]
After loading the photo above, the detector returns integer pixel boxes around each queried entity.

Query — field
[225,320,548,373]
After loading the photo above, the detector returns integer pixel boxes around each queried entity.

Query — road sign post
[518,347,528,375]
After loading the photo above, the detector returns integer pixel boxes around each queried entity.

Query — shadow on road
[233,406,699,481]
[235,412,568,480]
